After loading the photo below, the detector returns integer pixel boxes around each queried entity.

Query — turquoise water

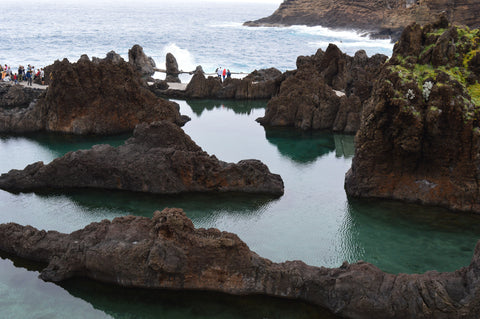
[1,100,480,318]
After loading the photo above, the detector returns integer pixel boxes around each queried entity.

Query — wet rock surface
[345,17,480,213]
[0,120,284,196]
[257,45,387,133]
[1,207,480,319]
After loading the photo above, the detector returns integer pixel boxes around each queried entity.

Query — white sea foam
[160,43,197,72]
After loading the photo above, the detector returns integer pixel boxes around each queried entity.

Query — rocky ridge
[244,0,480,40]
[257,45,387,133]
[153,67,285,100]
[345,16,480,213]
[0,120,284,196]
[1,207,480,319]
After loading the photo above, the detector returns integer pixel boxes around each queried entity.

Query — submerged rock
[1,207,480,319]
[257,44,387,133]
[0,53,187,134]
[0,120,284,196]
[345,17,480,213]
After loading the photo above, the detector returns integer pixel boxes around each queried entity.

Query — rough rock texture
[244,0,480,40]
[1,54,188,134]
[345,17,480,213]
[1,208,480,319]
[0,83,44,109]
[0,121,284,196]
[257,44,387,133]
[165,53,181,83]
[128,44,156,81]
[155,67,285,100]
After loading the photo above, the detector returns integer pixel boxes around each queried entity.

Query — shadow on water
[185,99,267,116]
[0,131,130,158]
[264,127,355,163]
[32,188,280,225]
[340,197,480,274]
[0,249,339,319]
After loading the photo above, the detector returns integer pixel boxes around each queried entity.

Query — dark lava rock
[165,52,181,83]
[1,53,187,134]
[128,44,156,81]
[345,17,480,213]
[157,67,285,100]
[1,207,480,318]
[0,120,284,196]
[257,44,387,133]
[0,83,44,109]
[244,0,480,42]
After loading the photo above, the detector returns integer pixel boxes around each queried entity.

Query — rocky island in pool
[1,207,480,319]
[0,120,284,196]
[345,16,480,213]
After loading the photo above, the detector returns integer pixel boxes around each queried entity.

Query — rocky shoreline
[0,208,479,319]
[244,0,480,41]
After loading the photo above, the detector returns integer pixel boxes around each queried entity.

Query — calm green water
[1,99,480,318]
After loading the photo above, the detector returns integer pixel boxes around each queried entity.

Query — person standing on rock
[217,67,222,80]
[26,70,32,86]
[227,69,231,78]
[222,68,226,81]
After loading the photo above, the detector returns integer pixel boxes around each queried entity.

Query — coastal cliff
[1,208,480,319]
[345,16,480,213]
[0,121,284,196]
[257,45,387,133]
[245,0,480,40]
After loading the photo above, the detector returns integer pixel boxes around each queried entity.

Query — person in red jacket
[222,68,226,81]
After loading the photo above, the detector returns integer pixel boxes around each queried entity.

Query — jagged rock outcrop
[257,44,387,133]
[128,44,156,81]
[1,207,480,319]
[244,0,480,40]
[0,120,284,195]
[0,53,188,134]
[155,67,285,100]
[345,17,480,213]
[165,53,181,83]
[0,83,44,109]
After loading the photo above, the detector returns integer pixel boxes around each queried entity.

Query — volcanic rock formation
[244,0,480,40]
[0,83,44,109]
[1,207,480,319]
[0,120,284,196]
[128,44,156,81]
[257,44,387,133]
[165,53,181,83]
[0,53,188,134]
[155,67,285,100]
[345,16,480,213]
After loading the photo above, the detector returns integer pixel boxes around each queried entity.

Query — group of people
[1,64,45,86]
[215,67,231,82]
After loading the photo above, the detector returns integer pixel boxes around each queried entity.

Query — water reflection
[0,132,129,165]
[264,127,337,163]
[0,245,339,319]
[341,198,480,274]
[333,134,355,158]
[185,99,266,116]
[30,188,279,228]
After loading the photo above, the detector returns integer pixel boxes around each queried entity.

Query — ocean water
[1,0,393,76]
[1,1,479,318]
